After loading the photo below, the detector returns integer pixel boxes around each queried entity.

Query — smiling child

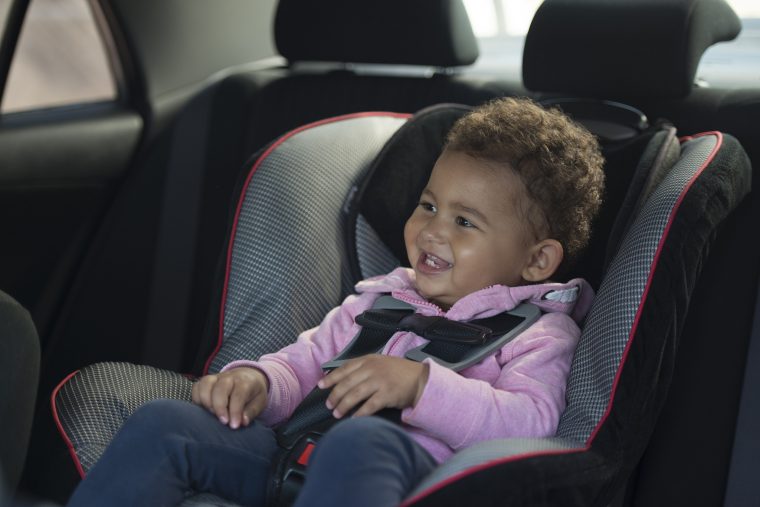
[67,97,605,507]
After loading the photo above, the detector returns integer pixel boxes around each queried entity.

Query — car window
[0,0,117,113]
[700,1,760,87]
[463,0,760,88]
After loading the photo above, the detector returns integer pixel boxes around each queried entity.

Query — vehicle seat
[523,1,752,504]
[52,101,750,505]
[0,290,39,494]
[521,0,741,295]
[52,0,752,504]
[32,3,518,499]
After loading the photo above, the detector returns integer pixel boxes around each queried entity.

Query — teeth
[424,253,450,268]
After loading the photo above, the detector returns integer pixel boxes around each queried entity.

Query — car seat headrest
[274,0,479,67]
[523,0,741,98]
[351,104,472,269]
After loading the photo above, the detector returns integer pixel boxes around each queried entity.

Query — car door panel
[0,104,142,339]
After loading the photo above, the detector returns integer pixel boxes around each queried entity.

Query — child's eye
[419,201,436,213]
[456,216,476,228]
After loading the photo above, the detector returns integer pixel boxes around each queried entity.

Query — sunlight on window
[1,0,116,113]
[463,0,498,37]
[727,0,760,18]
[464,0,543,37]
[465,0,759,40]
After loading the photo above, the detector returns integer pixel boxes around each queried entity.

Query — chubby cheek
[451,239,511,290]
[449,245,487,288]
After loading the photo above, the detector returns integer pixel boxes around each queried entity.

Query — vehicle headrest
[274,0,479,67]
[523,0,741,98]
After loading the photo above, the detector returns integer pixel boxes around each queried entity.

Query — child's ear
[522,239,564,282]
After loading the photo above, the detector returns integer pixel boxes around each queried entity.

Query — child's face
[404,149,538,309]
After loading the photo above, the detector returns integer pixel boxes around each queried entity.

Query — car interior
[1,0,759,505]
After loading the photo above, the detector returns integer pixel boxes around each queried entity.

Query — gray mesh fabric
[557,135,718,441]
[54,115,406,477]
[53,113,722,502]
[356,213,401,279]
[210,115,406,372]
[54,362,194,472]
[399,135,720,501]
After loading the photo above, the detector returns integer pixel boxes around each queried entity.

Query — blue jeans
[67,399,437,506]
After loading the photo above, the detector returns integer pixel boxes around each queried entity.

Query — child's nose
[420,218,447,243]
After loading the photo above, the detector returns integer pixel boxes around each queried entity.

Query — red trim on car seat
[585,131,722,445]
[51,370,87,479]
[203,111,410,374]
[400,447,586,506]
[401,132,724,505]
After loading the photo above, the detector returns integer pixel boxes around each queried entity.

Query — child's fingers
[191,375,217,410]
[329,375,377,418]
[209,375,234,424]
[318,358,363,389]
[352,392,388,418]
[241,392,267,427]
[227,380,255,429]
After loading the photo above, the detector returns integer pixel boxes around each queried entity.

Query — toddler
[67,97,605,506]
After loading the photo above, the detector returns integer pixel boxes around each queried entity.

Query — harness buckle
[268,435,319,507]
[399,313,492,344]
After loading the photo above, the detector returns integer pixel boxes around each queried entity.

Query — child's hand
[191,367,269,429]
[318,355,429,419]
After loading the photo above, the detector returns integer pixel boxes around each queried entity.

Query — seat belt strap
[269,294,541,506]
[276,296,540,448]
[724,279,760,506]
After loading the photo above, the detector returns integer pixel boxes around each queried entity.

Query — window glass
[462,0,542,78]
[699,0,760,87]
[463,0,760,89]
[1,0,116,113]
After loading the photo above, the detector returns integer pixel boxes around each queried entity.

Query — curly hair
[445,97,605,273]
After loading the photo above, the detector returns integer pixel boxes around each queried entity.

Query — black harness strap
[267,296,541,506]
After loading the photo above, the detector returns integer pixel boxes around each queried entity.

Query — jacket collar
[355,267,594,324]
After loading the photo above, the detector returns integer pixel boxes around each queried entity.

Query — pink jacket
[223,267,593,463]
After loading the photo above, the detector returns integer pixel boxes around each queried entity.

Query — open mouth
[416,251,453,274]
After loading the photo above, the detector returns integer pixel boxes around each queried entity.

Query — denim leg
[67,398,278,507]
[294,417,437,507]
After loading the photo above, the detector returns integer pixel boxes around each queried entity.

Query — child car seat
[52,102,751,505]
[522,1,748,504]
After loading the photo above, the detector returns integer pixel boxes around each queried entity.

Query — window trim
[88,0,131,107]
[0,0,30,104]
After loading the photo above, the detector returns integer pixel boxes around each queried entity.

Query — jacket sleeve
[222,292,377,426]
[400,312,580,450]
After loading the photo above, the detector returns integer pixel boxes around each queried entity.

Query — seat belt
[267,295,541,506]
[723,278,760,507]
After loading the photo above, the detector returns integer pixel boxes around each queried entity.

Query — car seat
[52,98,750,505]
[522,1,751,504]
[54,0,756,506]
[522,0,742,295]
[0,290,39,494]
